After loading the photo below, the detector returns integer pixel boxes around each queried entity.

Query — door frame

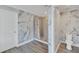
[48,6,55,53]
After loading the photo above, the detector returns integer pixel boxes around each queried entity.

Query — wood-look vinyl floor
[27,40,48,53]
[57,43,79,53]
[2,40,48,53]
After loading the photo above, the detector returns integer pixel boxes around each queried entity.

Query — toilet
[65,33,73,50]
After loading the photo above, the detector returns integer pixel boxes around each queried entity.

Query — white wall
[0,7,18,52]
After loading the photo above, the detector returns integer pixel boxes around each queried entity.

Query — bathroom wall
[0,7,18,52]
[42,17,48,42]
[33,16,40,40]
[39,17,44,38]
[57,9,79,44]
[39,17,48,42]
[18,12,34,44]
[54,9,61,50]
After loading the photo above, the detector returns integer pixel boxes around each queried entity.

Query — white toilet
[65,33,73,50]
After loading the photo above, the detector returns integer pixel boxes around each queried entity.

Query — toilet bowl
[65,33,73,50]
[66,41,73,50]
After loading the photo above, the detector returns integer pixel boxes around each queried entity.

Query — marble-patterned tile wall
[33,16,40,40]
[58,10,79,44]
[18,12,33,43]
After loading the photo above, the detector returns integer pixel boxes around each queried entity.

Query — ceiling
[56,5,79,13]
[56,5,79,18]
[8,5,49,16]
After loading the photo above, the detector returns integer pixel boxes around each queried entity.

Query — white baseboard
[16,39,33,47]
[35,38,48,45]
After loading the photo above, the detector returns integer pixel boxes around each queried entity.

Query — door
[0,9,18,52]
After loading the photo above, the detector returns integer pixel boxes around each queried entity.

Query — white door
[0,9,18,52]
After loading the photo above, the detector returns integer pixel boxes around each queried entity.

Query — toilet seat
[66,41,73,50]
[65,33,73,50]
